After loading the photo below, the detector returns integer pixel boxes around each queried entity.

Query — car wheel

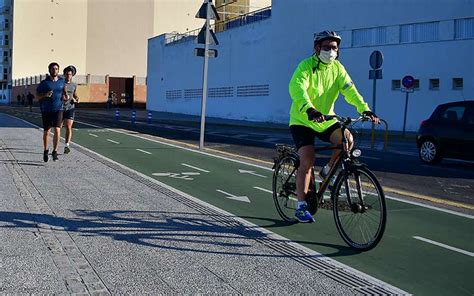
[419,139,442,164]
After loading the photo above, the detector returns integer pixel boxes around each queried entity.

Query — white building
[147,0,474,131]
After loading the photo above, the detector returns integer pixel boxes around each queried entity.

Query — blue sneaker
[295,204,315,223]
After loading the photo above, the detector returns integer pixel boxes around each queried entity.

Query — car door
[436,104,467,158]
[460,105,474,160]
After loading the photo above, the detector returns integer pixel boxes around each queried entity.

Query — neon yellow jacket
[289,55,370,132]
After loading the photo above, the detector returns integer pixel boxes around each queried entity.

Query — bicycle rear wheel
[332,166,386,251]
[272,155,299,223]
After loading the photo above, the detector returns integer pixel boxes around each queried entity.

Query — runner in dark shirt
[36,62,65,162]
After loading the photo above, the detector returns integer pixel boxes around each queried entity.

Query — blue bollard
[131,110,136,124]
[147,111,152,124]
[115,109,120,120]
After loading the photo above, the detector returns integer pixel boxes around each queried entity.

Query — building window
[413,79,420,89]
[455,18,474,39]
[453,78,463,90]
[391,80,401,90]
[429,79,439,90]
[400,22,439,43]
[352,27,387,47]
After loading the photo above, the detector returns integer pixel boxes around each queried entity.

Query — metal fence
[165,6,271,46]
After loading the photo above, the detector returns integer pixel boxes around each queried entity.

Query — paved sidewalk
[0,113,404,294]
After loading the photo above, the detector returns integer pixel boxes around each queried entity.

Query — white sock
[66,143,69,147]
[323,164,331,174]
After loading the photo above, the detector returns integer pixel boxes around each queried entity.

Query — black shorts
[41,111,63,130]
[290,123,342,150]
[63,109,75,120]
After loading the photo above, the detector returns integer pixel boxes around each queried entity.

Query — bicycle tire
[272,155,299,223]
[332,166,386,251]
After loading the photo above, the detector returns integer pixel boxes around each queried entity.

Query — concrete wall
[147,0,474,131]
[12,74,146,105]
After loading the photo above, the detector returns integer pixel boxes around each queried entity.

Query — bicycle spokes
[333,167,386,251]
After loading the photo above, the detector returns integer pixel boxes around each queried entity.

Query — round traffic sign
[369,50,383,69]
[402,75,415,89]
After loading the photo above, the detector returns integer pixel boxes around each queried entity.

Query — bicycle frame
[313,117,365,207]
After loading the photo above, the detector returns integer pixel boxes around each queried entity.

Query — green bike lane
[4,110,474,295]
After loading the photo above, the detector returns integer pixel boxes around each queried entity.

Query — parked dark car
[417,100,474,164]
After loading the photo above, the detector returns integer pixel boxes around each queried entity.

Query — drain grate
[75,145,403,295]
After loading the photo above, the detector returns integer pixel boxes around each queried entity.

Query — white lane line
[413,236,474,257]
[107,139,120,144]
[238,169,267,178]
[73,120,473,219]
[136,148,152,155]
[181,163,209,173]
[254,186,272,194]
[88,133,98,137]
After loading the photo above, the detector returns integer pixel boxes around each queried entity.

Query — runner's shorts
[41,111,63,130]
[63,109,75,120]
[290,122,342,150]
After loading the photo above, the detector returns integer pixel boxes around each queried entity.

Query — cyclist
[289,30,379,223]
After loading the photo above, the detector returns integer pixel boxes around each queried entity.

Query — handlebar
[321,114,367,126]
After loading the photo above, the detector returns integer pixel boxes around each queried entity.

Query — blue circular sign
[402,75,415,89]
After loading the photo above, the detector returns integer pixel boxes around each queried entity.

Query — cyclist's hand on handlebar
[306,108,325,123]
[362,111,380,124]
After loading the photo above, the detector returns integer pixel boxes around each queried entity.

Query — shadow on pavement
[0,210,355,258]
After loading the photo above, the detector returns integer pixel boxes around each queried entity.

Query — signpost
[401,75,415,137]
[369,50,383,148]
[195,0,220,150]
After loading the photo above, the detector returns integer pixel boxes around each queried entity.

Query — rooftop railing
[165,6,271,46]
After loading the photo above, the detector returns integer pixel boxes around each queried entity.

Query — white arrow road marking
[136,149,152,155]
[254,186,272,194]
[152,172,196,180]
[181,163,209,173]
[107,139,120,144]
[216,189,251,203]
[238,169,267,178]
[413,236,474,257]
[88,133,98,137]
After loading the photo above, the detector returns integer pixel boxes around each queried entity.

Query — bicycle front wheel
[272,155,299,223]
[332,166,386,251]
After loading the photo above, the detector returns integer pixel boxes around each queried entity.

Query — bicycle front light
[352,149,362,158]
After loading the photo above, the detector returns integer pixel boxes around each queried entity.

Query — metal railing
[165,6,271,46]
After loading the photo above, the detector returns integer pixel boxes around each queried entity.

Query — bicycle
[272,115,387,251]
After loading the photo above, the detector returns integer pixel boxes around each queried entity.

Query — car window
[439,106,466,122]
[465,108,474,125]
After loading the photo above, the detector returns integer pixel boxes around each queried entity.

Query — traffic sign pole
[199,1,211,150]
[401,75,415,138]
[369,50,383,149]
[402,91,409,137]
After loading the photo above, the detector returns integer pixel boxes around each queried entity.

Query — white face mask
[318,49,337,64]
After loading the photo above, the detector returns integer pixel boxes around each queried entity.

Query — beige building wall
[12,0,88,79]
[152,0,202,35]
[86,0,154,77]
